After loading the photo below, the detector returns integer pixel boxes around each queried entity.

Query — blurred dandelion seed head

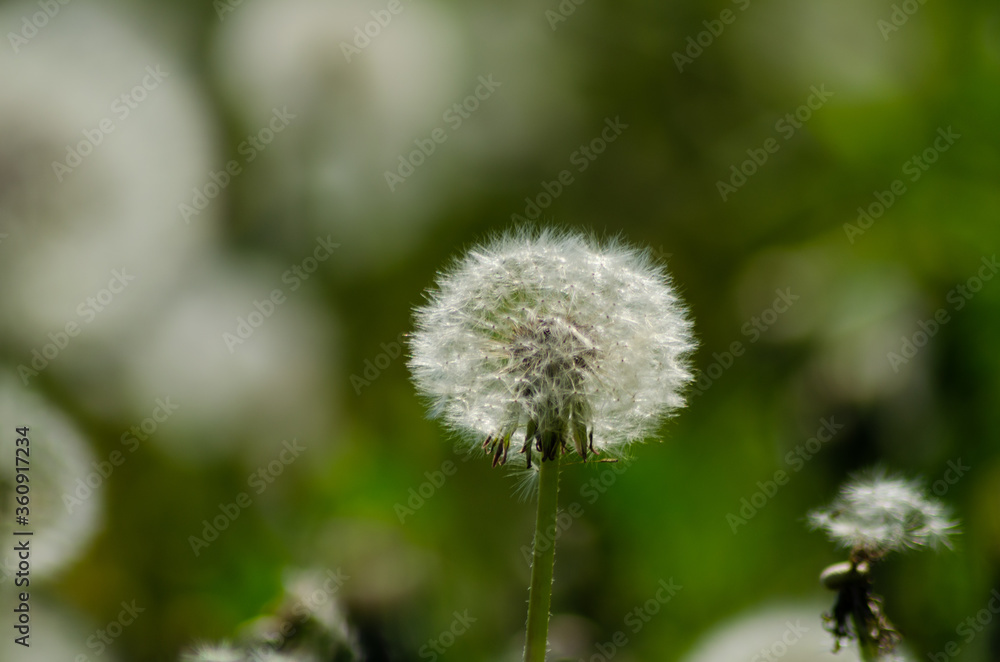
[0,597,115,662]
[408,228,695,468]
[809,469,958,558]
[0,372,102,581]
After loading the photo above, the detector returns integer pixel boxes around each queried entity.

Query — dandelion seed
[408,228,696,469]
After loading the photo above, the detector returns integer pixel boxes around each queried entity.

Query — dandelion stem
[523,451,561,662]
[857,641,879,661]
[853,613,879,662]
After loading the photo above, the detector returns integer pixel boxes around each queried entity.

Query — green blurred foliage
[3,0,999,660]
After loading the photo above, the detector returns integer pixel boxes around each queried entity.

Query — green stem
[853,613,879,662]
[523,452,561,662]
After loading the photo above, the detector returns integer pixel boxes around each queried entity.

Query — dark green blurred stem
[853,614,879,662]
[523,451,561,662]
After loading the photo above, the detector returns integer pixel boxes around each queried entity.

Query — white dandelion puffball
[279,568,353,643]
[211,0,466,273]
[408,229,695,467]
[117,256,339,465]
[0,4,216,349]
[0,597,118,662]
[0,372,102,583]
[809,470,958,557]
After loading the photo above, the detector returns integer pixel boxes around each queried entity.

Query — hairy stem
[523,451,561,662]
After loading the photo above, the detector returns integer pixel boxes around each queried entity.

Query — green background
[1,0,998,660]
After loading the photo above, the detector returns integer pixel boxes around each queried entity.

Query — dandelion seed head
[408,228,695,467]
[0,372,102,582]
[808,469,958,557]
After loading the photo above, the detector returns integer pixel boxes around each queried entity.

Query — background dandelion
[809,469,958,559]
[0,372,102,581]
[808,470,959,660]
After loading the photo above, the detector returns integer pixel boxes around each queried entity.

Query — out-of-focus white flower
[0,3,217,355]
[211,0,466,272]
[679,603,914,662]
[237,568,359,661]
[280,568,353,643]
[115,256,338,465]
[0,597,117,662]
[313,519,433,611]
[733,0,931,103]
[409,229,695,468]
[212,0,463,141]
[212,0,586,274]
[735,244,922,405]
[809,469,958,558]
[188,567,358,662]
[0,372,101,582]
